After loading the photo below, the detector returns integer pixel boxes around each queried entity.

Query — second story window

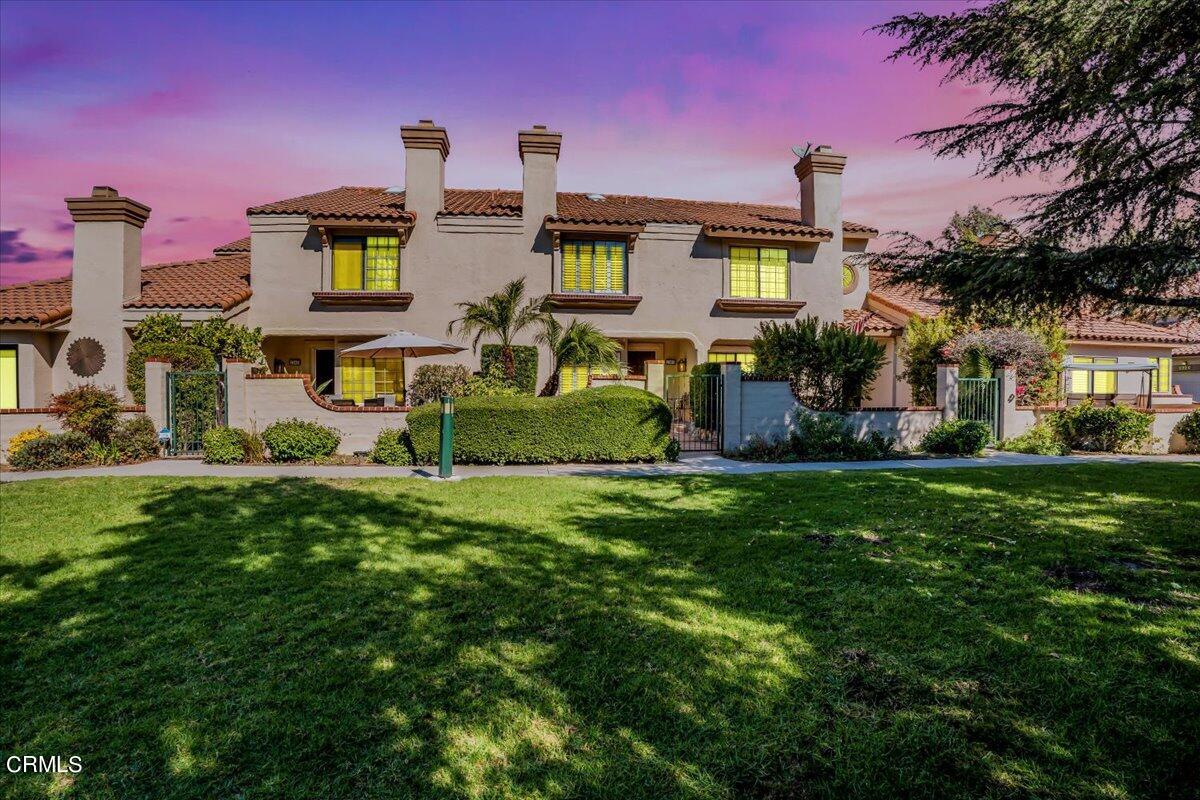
[729,246,788,299]
[332,235,400,291]
[562,240,626,293]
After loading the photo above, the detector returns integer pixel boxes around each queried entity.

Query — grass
[1,464,1198,799]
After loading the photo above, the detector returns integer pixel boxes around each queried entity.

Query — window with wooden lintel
[332,236,400,291]
[561,240,626,293]
[729,246,788,299]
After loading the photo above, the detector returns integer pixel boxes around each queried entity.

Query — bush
[1051,401,1153,452]
[370,428,414,465]
[202,426,247,464]
[112,415,159,462]
[900,315,959,406]
[86,441,122,466]
[751,317,886,411]
[998,422,1069,456]
[127,341,216,404]
[1176,410,1200,452]
[406,386,671,464]
[51,384,123,444]
[921,419,992,455]
[689,362,722,430]
[241,429,266,463]
[943,327,1055,400]
[9,431,92,471]
[261,419,341,461]
[734,412,895,462]
[6,425,50,461]
[408,365,472,407]
[481,344,537,394]
[665,437,681,462]
[463,363,524,398]
[184,317,263,362]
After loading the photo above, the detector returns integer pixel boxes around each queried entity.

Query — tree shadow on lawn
[1,465,1197,799]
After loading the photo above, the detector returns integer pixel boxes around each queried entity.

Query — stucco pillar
[720,363,742,454]
[936,364,959,421]
[224,360,253,430]
[518,125,561,232]
[994,365,1019,442]
[144,359,169,433]
[645,360,665,399]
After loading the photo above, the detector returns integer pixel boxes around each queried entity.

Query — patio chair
[363,397,385,407]
[330,398,356,407]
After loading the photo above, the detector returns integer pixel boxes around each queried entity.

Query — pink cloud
[72,82,212,127]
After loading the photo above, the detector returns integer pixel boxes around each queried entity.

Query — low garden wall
[0,407,146,464]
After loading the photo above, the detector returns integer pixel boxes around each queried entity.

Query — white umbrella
[339,331,466,359]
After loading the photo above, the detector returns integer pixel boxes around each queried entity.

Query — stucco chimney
[518,124,561,226]
[794,145,846,233]
[63,185,151,396]
[401,119,450,217]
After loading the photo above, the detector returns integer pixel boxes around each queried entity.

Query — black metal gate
[167,370,227,455]
[957,377,999,440]
[665,373,723,451]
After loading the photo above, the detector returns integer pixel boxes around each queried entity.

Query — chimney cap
[518,125,562,162]
[401,120,450,159]
[91,186,119,198]
[65,187,151,227]
[794,146,847,180]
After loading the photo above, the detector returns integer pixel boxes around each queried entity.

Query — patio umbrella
[339,331,466,359]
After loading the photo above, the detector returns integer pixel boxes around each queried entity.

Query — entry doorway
[314,349,335,395]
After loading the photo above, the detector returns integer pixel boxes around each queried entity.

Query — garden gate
[957,377,999,439]
[665,373,723,451]
[166,370,227,455]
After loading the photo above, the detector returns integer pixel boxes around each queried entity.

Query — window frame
[1069,356,1117,395]
[707,351,757,371]
[331,235,401,292]
[339,355,405,404]
[842,260,859,294]
[0,345,17,410]
[728,245,789,300]
[559,238,628,294]
[1155,356,1172,393]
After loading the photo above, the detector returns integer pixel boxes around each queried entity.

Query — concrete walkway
[2,451,1197,482]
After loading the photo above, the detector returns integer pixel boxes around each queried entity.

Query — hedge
[481,344,537,394]
[920,419,992,456]
[9,431,93,471]
[407,386,671,464]
[261,419,340,461]
[127,341,216,404]
[1051,402,1153,452]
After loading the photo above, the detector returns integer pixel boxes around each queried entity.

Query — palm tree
[447,278,546,382]
[535,315,620,395]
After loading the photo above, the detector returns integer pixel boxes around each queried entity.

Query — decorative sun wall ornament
[66,337,106,378]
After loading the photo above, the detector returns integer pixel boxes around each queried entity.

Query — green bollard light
[439,395,455,478]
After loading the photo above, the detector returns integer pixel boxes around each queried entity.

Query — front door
[626,350,657,377]
[314,349,335,395]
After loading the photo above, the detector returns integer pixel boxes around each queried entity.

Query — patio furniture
[363,397,384,407]
[330,398,356,407]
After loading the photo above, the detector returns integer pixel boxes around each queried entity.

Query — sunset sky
[0,0,1041,285]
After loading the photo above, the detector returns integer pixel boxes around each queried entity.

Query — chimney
[518,124,561,226]
[794,145,846,233]
[401,119,450,217]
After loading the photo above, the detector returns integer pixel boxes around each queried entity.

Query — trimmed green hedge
[481,344,537,394]
[261,419,340,462]
[920,419,992,456]
[370,428,414,465]
[127,341,216,404]
[407,386,671,464]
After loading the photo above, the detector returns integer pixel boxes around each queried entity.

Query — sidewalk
[2,451,1196,482]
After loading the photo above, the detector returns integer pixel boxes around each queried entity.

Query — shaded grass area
[1,465,1198,799]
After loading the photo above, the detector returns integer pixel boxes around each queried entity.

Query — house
[0,121,880,409]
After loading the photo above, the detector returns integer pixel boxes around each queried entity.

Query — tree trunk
[501,345,517,383]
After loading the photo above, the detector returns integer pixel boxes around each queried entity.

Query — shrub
[689,362,722,430]
[9,431,92,470]
[51,384,123,444]
[406,386,671,464]
[463,363,524,398]
[751,317,886,411]
[370,428,414,465]
[731,413,896,462]
[261,419,341,461]
[185,317,263,362]
[481,344,537,394]
[202,426,247,464]
[112,415,159,462]
[943,327,1054,400]
[6,425,50,461]
[1051,401,1153,452]
[408,364,472,407]
[900,315,959,406]
[241,429,266,463]
[86,441,122,466]
[665,437,681,462]
[1177,410,1200,452]
[127,341,216,404]
[998,422,1069,456]
[921,419,992,455]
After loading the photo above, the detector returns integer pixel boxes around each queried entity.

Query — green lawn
[1,466,1198,799]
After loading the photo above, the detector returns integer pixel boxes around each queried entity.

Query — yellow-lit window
[1072,357,1117,394]
[561,240,625,293]
[708,352,757,371]
[0,347,16,409]
[1155,357,1172,393]
[332,236,399,291]
[842,262,856,293]
[1094,358,1116,394]
[340,357,404,404]
[729,246,788,299]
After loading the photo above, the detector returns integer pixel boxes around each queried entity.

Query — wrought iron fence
[957,377,999,439]
[167,370,228,455]
[665,373,723,451]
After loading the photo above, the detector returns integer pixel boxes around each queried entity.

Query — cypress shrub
[480,344,537,394]
[406,386,671,464]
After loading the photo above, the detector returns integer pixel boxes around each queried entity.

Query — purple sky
[0,0,1038,285]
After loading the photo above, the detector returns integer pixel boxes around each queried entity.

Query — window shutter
[332,239,364,290]
[607,242,626,292]
[562,243,579,291]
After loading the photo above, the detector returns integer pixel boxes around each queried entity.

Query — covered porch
[262,335,408,407]
[1063,355,1193,408]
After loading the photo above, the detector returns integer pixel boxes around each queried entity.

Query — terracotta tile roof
[0,277,73,325]
[247,186,876,236]
[843,308,902,334]
[213,235,250,254]
[869,271,1196,345]
[1,253,251,326]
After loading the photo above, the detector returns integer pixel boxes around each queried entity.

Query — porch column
[936,364,959,421]
[645,360,665,399]
[144,359,169,433]
[720,362,742,454]
[994,364,1019,441]
[224,360,252,430]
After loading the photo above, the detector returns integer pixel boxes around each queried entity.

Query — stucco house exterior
[1,119,1196,417]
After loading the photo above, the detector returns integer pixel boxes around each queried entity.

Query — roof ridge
[0,275,73,291]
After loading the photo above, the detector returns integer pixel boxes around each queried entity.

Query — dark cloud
[171,216,192,223]
[0,229,71,264]
[53,220,74,232]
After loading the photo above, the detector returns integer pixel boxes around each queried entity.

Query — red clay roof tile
[843,308,902,334]
[0,277,73,325]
